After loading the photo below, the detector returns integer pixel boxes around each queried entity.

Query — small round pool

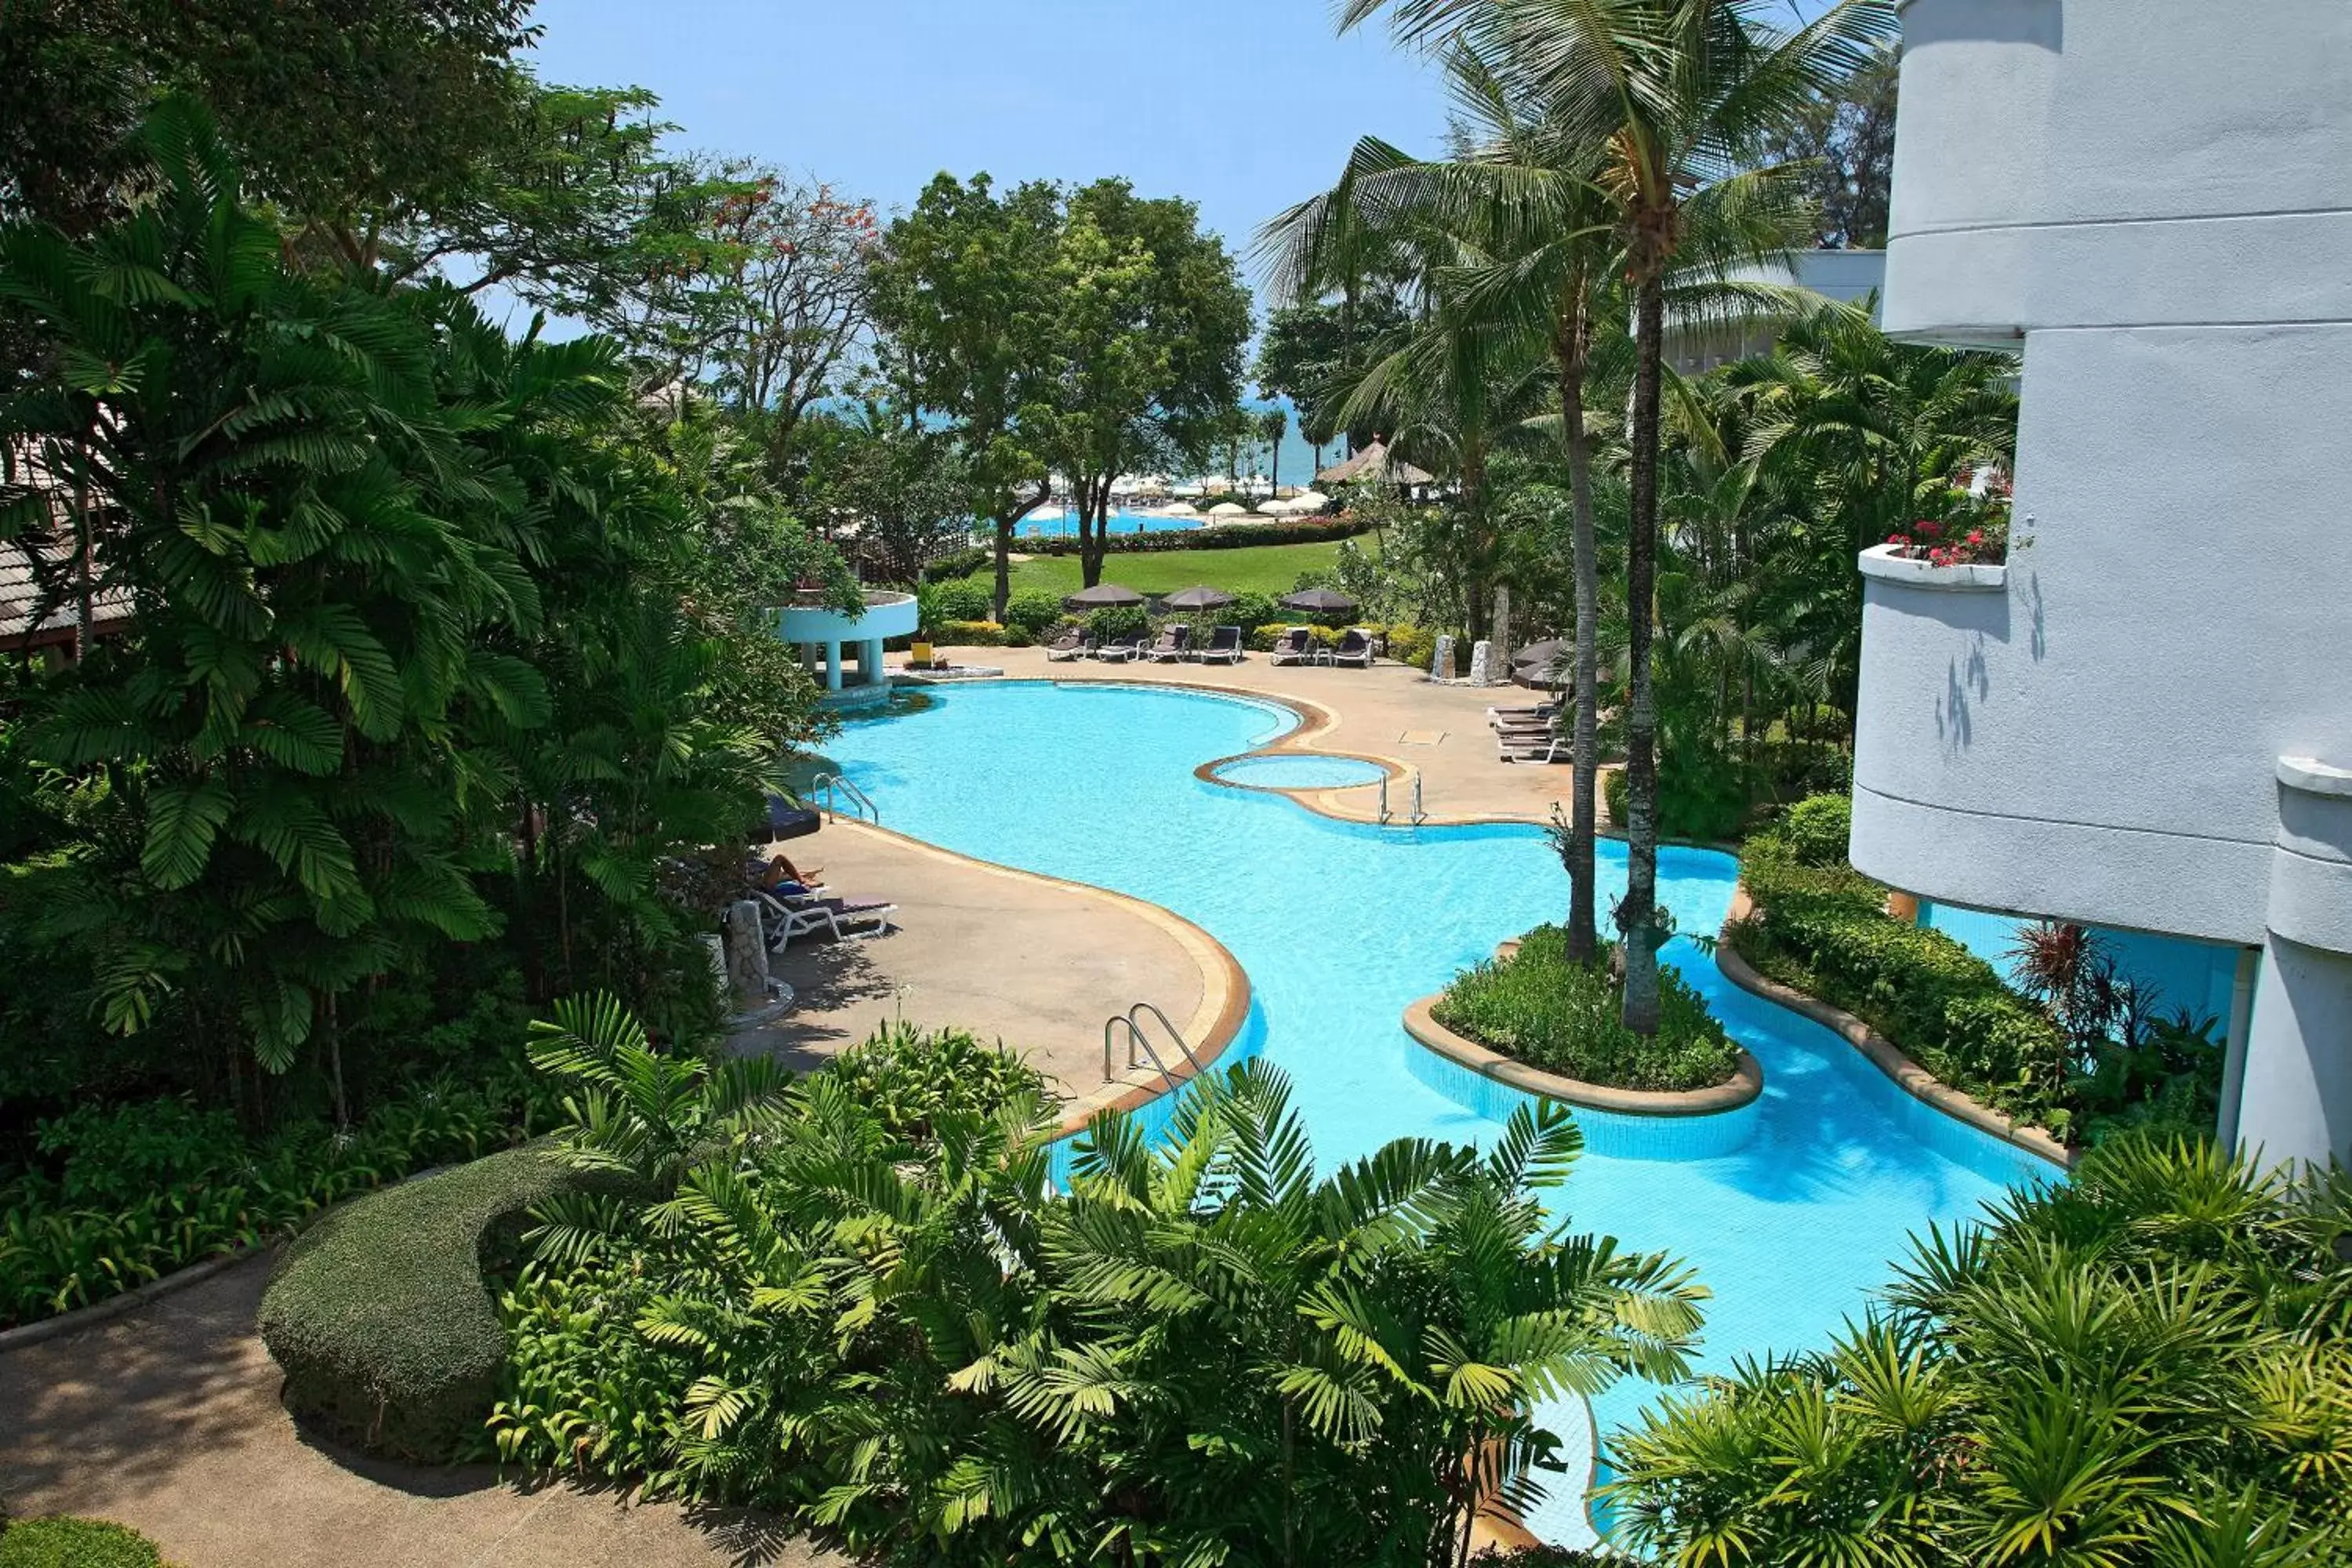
[1212,753,1389,791]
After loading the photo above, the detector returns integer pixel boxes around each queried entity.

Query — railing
[808,772,878,823]
[1377,772,1429,828]
[1102,1001,1206,1087]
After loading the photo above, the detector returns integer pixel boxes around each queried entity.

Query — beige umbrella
[1207,502,1249,518]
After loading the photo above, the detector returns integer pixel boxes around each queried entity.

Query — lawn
[960,539,1349,599]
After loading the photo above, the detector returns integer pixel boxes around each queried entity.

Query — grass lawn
[960,539,1349,599]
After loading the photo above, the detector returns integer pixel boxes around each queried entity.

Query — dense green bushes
[2,1068,561,1330]
[1731,824,2067,1127]
[825,1020,1048,1141]
[1434,927,1741,1093]
[1606,1138,2352,1564]
[489,1004,1704,1565]
[256,1145,597,1461]
[0,1517,165,1568]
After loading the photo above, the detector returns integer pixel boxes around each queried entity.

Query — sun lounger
[1497,732,1571,764]
[1044,629,1088,662]
[1145,624,1191,662]
[753,887,895,948]
[1269,626,1312,665]
[1486,703,1559,726]
[1330,628,1373,668]
[1198,625,1243,664]
[1094,633,1147,662]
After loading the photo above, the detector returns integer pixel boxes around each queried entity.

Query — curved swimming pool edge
[816,819,1255,1138]
[1715,887,2074,1174]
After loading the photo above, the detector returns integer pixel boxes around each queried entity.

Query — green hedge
[1010,517,1374,556]
[0,1518,162,1568]
[257,1145,600,1461]
[1732,823,2067,1127]
[1433,927,1741,1093]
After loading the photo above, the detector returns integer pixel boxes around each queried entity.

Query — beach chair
[1198,625,1243,664]
[1330,627,1374,668]
[1497,731,1571,764]
[1044,627,1088,661]
[1269,626,1312,665]
[1145,624,1191,662]
[1486,702,1558,727]
[1094,633,1147,662]
[753,886,895,949]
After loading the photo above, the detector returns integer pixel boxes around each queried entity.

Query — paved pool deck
[0,1254,840,1568]
[735,818,1243,1129]
[927,644,1602,829]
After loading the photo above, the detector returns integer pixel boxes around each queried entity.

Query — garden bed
[1430,927,1744,1096]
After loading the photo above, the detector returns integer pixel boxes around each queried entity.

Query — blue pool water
[835,681,2050,1544]
[1211,753,1389,790]
[1011,507,1207,539]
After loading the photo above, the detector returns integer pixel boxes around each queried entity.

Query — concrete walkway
[942,646,1599,828]
[0,1254,837,1568]
[736,818,1245,1127]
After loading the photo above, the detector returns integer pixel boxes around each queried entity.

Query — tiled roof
[0,538,134,646]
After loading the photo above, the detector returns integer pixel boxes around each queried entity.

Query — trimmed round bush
[1780,792,1853,866]
[258,1145,595,1461]
[1002,588,1065,637]
[0,1517,162,1568]
[925,577,993,623]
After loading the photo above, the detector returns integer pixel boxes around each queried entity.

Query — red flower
[1966,529,1984,545]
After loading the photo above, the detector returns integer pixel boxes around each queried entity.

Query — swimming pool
[835,681,2049,1546]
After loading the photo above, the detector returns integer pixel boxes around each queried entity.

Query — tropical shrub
[493,1000,1708,1566]
[1435,927,1741,1094]
[1383,622,1436,671]
[1733,826,2068,1128]
[1605,752,1750,844]
[0,1517,164,1568]
[1779,791,1853,867]
[826,1020,1048,1141]
[924,577,996,623]
[1606,1137,2352,1566]
[257,1143,591,1461]
[934,619,1008,647]
[1001,588,1065,637]
[1083,604,1150,643]
[2,1069,559,1329]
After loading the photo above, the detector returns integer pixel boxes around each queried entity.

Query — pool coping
[826,820,1253,1138]
[1714,887,2075,1171]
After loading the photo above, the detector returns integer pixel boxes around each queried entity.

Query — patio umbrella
[1279,588,1359,615]
[1063,583,1145,610]
[1254,499,1290,515]
[1160,586,1234,612]
[1287,489,1331,511]
[1512,637,1570,688]
[1207,501,1249,517]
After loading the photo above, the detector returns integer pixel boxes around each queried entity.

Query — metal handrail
[1102,1004,1203,1087]
[1127,1001,1204,1076]
[1410,774,1427,826]
[809,772,878,823]
[1377,773,1392,826]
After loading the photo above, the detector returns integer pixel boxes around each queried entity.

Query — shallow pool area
[835,681,2052,1547]
[1210,753,1389,791]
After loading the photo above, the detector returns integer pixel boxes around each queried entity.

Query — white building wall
[1857,0,2352,1166]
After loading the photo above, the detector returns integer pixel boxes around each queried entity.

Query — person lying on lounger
[746,850,822,892]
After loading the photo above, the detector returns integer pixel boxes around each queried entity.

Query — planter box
[1857,541,2006,592]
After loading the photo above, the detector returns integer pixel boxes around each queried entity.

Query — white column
[2234,756,2352,1170]
[824,640,843,691]
[864,637,885,685]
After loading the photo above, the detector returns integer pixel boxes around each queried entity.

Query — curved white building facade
[1855,0,2352,1166]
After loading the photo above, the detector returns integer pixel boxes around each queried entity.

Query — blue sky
[524,0,1457,288]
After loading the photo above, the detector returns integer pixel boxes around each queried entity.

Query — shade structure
[1207,501,1249,517]
[1512,637,1571,688]
[1314,437,1436,488]
[1063,583,1145,609]
[1159,500,1200,515]
[1160,585,1235,612]
[1254,499,1289,515]
[1511,637,1566,668]
[1280,588,1359,615]
[1287,490,1330,511]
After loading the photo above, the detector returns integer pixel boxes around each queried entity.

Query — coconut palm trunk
[1621,265,1666,1033]
[1554,294,1603,965]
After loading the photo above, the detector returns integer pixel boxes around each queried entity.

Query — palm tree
[1258,402,1290,495]
[1345,0,1895,1031]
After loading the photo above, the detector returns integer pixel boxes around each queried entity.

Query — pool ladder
[809,772,880,823]
[1377,771,1427,828]
[1103,1000,1205,1087]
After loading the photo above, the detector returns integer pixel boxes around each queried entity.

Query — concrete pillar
[1468,639,1494,685]
[824,640,843,691]
[721,899,771,1011]
[1432,634,1454,682]
[2234,757,2352,1171]
[863,637,885,685]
